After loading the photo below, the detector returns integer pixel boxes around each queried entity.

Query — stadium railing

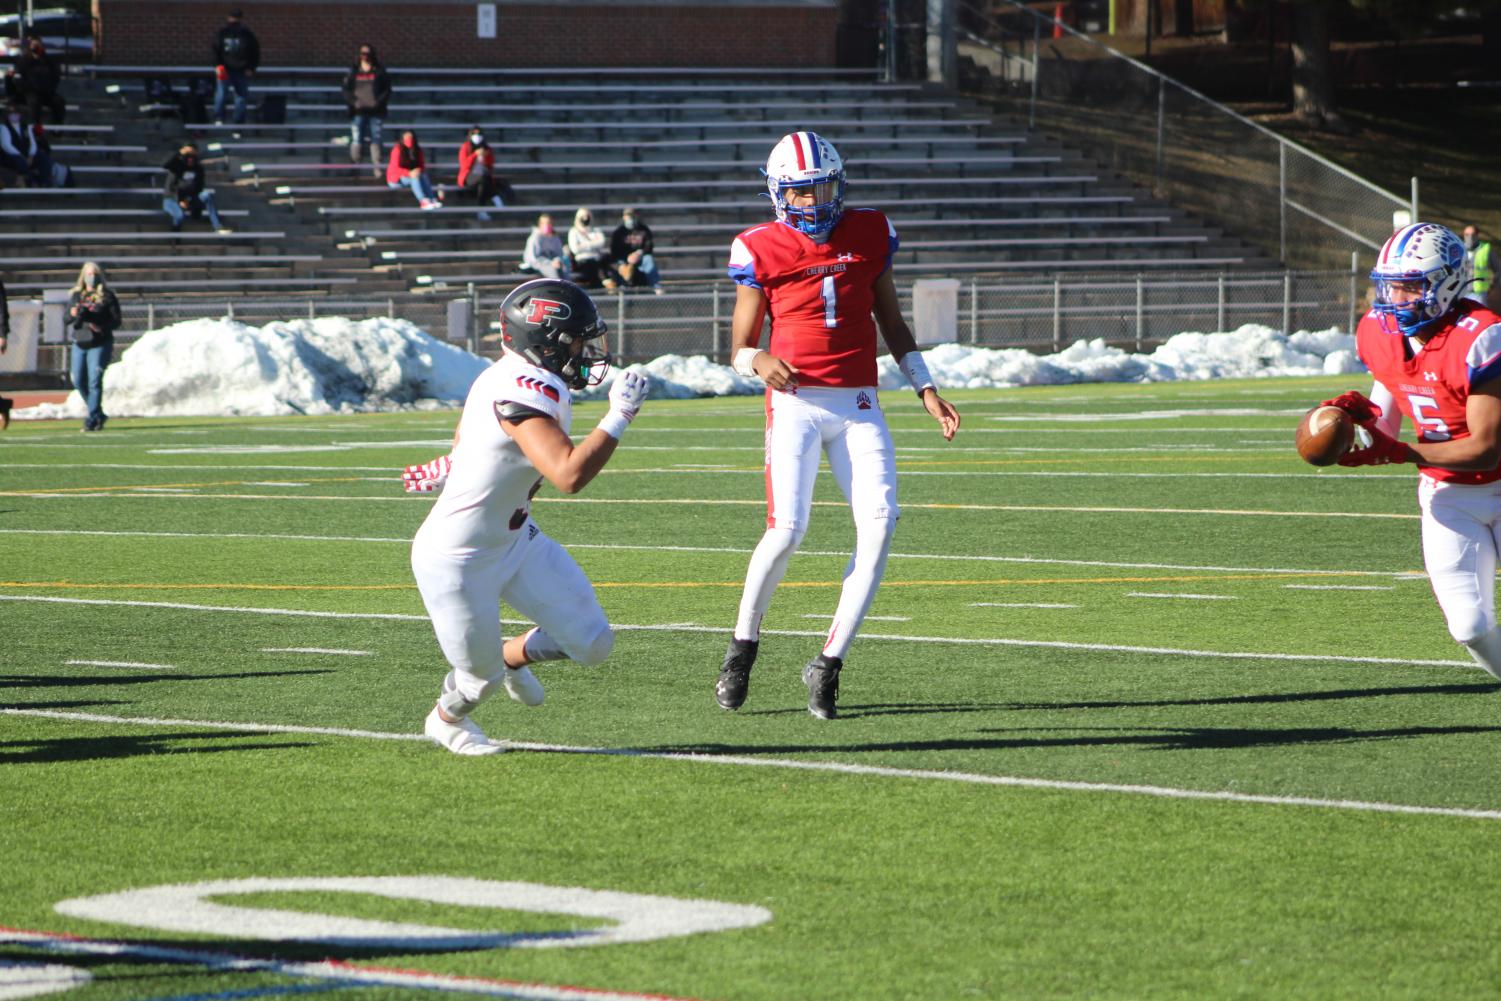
[949,0,1411,271]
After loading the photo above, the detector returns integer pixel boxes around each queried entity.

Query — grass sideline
[4,377,1501,1000]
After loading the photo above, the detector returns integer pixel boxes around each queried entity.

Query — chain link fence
[46,268,1359,378]
[944,0,1412,272]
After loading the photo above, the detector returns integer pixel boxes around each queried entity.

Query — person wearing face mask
[1463,225,1493,308]
[522,214,568,279]
[14,34,65,127]
[163,142,230,233]
[455,125,513,222]
[610,207,664,294]
[0,101,64,187]
[212,9,259,126]
[342,44,390,179]
[67,263,122,433]
[387,130,441,210]
[567,207,619,290]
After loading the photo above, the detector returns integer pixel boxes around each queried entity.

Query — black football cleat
[802,654,843,720]
[715,637,758,710]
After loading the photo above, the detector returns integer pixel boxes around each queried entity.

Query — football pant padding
[1418,476,1501,645]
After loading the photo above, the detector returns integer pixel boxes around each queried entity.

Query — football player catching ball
[1320,222,1501,680]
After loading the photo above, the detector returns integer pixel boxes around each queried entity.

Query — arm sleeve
[104,292,122,331]
[1369,379,1403,439]
[247,32,260,71]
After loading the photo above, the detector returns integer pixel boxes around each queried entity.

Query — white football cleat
[504,666,544,706]
[424,705,505,756]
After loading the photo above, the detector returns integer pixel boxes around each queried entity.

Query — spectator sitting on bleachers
[522,214,568,279]
[342,44,390,179]
[456,125,513,222]
[163,142,230,233]
[387,130,440,210]
[567,207,619,290]
[610,206,664,294]
[0,100,67,187]
[12,34,65,126]
[212,8,260,126]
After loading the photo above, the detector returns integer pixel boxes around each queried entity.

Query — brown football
[1296,405,1356,466]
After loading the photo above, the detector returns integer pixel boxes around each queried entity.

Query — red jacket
[386,142,426,186]
[456,140,493,188]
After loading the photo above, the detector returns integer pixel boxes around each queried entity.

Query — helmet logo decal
[524,297,571,324]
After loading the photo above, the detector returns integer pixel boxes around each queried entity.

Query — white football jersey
[415,351,573,552]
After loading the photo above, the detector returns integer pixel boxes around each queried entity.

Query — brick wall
[93,0,838,68]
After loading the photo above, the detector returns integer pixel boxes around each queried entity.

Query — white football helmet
[1370,222,1469,335]
[764,131,846,242]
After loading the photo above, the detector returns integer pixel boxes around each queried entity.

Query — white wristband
[732,347,761,378]
[898,351,935,397]
[596,411,632,440]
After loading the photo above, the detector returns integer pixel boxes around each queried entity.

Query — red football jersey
[1356,300,1501,484]
[727,208,898,388]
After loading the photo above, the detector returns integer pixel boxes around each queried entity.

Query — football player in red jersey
[714,131,961,719]
[1321,222,1501,680]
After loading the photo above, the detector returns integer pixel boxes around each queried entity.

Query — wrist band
[898,351,935,397]
[596,411,631,440]
[732,347,761,378]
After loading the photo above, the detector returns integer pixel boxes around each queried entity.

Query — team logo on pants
[856,390,872,411]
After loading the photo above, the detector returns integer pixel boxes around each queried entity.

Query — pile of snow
[17,318,1364,421]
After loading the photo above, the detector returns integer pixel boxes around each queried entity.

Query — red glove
[1337,425,1411,467]
[215,64,229,80]
[402,454,452,493]
[1319,390,1383,425]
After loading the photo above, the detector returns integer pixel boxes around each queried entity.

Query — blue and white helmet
[764,131,846,242]
[1370,222,1470,336]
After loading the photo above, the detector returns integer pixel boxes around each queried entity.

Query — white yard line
[0,594,1474,668]
[972,602,1078,609]
[0,528,1417,579]
[1283,584,1396,592]
[261,647,373,656]
[1,493,1425,519]
[1126,592,1239,601]
[63,659,175,670]
[5,707,1500,823]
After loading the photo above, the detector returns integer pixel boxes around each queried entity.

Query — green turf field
[4,376,1501,1001]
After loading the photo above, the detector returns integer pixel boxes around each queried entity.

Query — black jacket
[341,63,391,116]
[68,287,121,346]
[611,222,654,261]
[163,152,207,200]
[0,279,9,339]
[213,23,260,72]
[14,47,61,96]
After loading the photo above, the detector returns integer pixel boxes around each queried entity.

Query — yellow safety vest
[1473,241,1492,295]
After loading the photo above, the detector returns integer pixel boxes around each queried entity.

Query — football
[1296,405,1356,466]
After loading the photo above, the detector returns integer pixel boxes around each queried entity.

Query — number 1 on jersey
[821,276,837,328]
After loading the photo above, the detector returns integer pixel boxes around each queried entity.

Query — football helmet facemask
[499,278,611,390]
[763,131,846,243]
[1370,222,1470,336]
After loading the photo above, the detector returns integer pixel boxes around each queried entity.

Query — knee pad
[761,526,805,560]
[570,622,614,666]
[1445,608,1493,647]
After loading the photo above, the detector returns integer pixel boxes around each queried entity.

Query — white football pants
[733,386,898,660]
[411,521,613,712]
[1417,474,1501,678]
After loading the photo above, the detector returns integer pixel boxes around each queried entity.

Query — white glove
[402,454,452,493]
[598,370,650,439]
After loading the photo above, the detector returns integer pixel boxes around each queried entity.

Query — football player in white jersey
[408,279,649,755]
